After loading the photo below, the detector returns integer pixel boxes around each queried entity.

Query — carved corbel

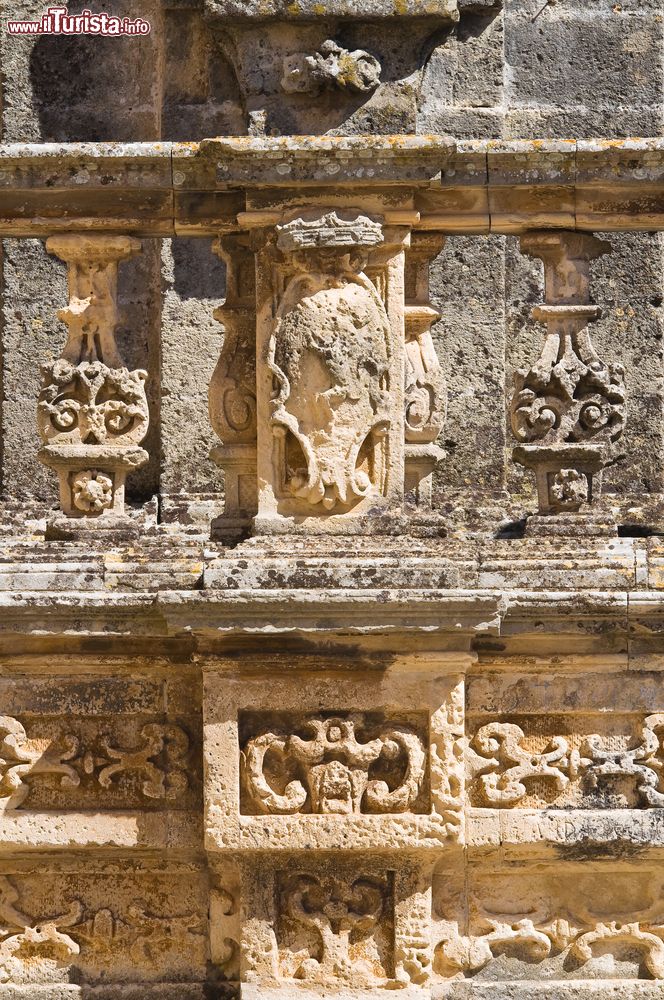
[38,235,149,533]
[510,231,625,525]
[403,232,447,508]
[208,233,258,540]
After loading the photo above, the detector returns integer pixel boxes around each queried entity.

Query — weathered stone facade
[0,0,663,997]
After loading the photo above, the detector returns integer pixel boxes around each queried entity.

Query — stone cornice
[0,137,664,235]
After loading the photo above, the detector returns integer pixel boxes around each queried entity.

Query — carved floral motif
[243,714,426,815]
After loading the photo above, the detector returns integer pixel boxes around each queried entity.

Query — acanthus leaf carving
[243,714,426,815]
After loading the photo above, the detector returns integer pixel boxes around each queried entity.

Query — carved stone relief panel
[240,710,429,816]
[466,669,664,814]
[0,869,207,986]
[252,209,410,531]
[467,715,664,810]
[236,853,434,992]
[433,864,664,983]
[0,674,198,811]
[203,657,469,850]
[0,716,193,811]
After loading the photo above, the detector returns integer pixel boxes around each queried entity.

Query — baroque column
[37,235,149,535]
[510,230,625,533]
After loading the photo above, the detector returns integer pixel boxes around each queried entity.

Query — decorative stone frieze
[38,234,149,534]
[511,230,626,529]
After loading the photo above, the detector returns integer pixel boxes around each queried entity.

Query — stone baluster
[37,234,149,535]
[208,234,258,542]
[510,230,625,534]
[403,233,447,509]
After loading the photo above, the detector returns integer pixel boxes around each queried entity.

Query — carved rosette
[510,230,625,518]
[254,209,407,527]
[38,235,149,528]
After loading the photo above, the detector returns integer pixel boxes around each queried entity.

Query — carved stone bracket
[203,1,457,135]
[510,230,625,527]
[38,235,149,533]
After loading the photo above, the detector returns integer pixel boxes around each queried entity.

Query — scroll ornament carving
[243,715,426,815]
[510,325,625,450]
[281,873,387,981]
[0,718,189,809]
[510,230,625,515]
[210,881,240,981]
[282,39,381,94]
[468,716,664,807]
[468,722,586,806]
[0,877,81,982]
[38,359,148,447]
[436,910,664,979]
[270,212,391,512]
[70,903,206,964]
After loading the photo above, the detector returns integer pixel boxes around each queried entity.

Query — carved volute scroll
[403,232,447,507]
[511,230,625,522]
[209,233,258,537]
[252,209,407,531]
[38,235,149,531]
